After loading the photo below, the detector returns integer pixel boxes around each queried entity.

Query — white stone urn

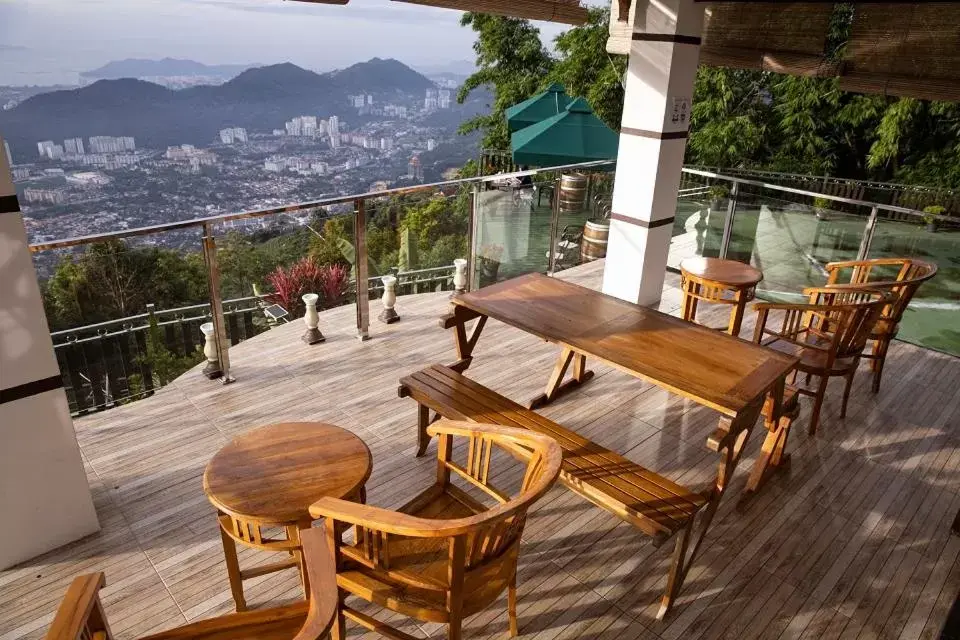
[199,322,222,379]
[378,275,400,324]
[301,293,325,344]
[452,258,468,295]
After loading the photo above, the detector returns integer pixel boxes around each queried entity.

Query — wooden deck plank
[2,260,958,640]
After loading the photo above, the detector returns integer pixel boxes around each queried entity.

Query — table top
[679,257,763,287]
[453,274,797,416]
[203,422,372,523]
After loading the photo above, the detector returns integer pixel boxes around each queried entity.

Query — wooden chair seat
[400,365,707,541]
[766,336,858,375]
[140,604,309,640]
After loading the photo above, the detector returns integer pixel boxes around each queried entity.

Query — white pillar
[0,135,99,569]
[601,0,704,306]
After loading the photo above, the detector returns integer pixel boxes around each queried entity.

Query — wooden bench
[399,364,714,618]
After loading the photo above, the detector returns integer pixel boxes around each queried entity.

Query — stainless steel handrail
[681,167,953,221]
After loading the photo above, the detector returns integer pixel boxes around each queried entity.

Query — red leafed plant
[265,257,325,316]
[317,263,349,307]
[265,258,351,316]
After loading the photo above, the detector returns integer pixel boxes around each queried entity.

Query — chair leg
[448,616,463,640]
[840,369,856,419]
[808,375,829,436]
[871,337,890,394]
[508,571,519,638]
[218,524,247,612]
[330,597,346,640]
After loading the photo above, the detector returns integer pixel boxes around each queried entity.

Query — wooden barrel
[580,219,609,262]
[559,173,588,212]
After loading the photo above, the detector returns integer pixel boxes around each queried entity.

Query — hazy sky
[0,0,577,86]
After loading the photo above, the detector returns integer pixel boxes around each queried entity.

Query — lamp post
[301,293,325,344]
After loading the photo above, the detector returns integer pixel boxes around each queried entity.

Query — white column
[602,0,704,306]
[0,135,99,569]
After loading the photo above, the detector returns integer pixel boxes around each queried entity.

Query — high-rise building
[408,154,423,181]
[232,127,248,143]
[366,94,373,105]
[37,141,55,158]
[219,128,234,144]
[327,116,340,149]
[426,138,437,151]
[88,136,136,154]
[3,140,11,166]
[438,89,452,109]
[64,138,85,155]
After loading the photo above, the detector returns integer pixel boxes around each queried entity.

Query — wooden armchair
[309,420,562,640]
[752,287,890,435]
[825,258,938,392]
[45,526,337,640]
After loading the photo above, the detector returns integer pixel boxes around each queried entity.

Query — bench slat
[401,365,706,537]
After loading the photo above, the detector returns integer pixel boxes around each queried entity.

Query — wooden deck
[3,260,959,640]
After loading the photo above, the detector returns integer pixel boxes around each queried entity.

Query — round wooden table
[204,422,372,611]
[679,257,763,336]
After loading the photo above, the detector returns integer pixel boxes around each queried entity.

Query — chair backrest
[802,287,890,359]
[825,258,938,324]
[314,421,562,592]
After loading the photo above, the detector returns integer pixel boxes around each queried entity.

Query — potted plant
[813,197,832,220]
[707,184,729,210]
[922,205,945,233]
[477,244,503,287]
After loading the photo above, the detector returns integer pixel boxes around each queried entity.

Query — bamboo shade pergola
[290,0,589,24]
[697,3,836,76]
[839,3,960,102]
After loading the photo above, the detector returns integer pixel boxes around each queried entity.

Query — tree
[687,67,769,169]
[457,13,555,150]
[549,7,626,130]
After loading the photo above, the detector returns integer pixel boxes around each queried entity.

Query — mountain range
[80,58,258,81]
[0,58,436,160]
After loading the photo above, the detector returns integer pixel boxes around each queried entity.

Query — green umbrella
[510,97,619,167]
[505,83,572,133]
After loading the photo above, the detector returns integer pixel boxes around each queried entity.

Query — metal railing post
[354,198,370,341]
[547,176,561,275]
[857,206,879,260]
[719,181,739,259]
[467,186,477,292]
[201,223,233,383]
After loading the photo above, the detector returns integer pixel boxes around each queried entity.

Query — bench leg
[416,403,438,457]
[659,401,762,620]
[529,348,594,410]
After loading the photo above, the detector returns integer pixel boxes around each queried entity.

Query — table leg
[218,517,247,612]
[529,347,595,410]
[743,377,797,499]
[658,396,764,620]
[440,305,487,372]
[288,521,310,599]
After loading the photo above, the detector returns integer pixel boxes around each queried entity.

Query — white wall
[0,134,99,570]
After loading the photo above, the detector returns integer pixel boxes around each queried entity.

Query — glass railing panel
[472,179,553,287]
[549,166,617,275]
[668,175,733,270]
[363,189,468,300]
[36,231,210,415]
[867,211,960,356]
[216,207,358,326]
[727,186,869,300]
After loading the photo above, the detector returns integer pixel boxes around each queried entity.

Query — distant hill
[81,58,257,81]
[0,60,436,160]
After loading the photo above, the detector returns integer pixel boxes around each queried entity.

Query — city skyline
[0,0,577,86]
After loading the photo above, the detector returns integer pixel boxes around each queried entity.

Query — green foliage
[43,240,207,330]
[922,205,945,224]
[398,226,419,272]
[457,13,555,149]
[139,313,203,386]
[688,68,768,169]
[549,8,626,130]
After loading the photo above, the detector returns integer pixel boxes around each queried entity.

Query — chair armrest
[309,496,483,538]
[292,526,338,640]
[45,573,107,640]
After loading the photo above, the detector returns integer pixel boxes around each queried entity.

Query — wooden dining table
[442,273,800,495]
